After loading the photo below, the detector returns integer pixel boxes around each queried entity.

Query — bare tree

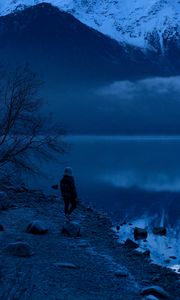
[0,65,66,175]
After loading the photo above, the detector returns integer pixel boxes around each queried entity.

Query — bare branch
[0,66,67,175]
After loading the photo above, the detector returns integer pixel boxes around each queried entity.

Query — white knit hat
[64,167,73,176]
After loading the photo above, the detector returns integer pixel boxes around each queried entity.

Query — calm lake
[28,135,180,271]
[29,135,180,222]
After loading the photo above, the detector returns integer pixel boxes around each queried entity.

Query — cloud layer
[98,76,180,99]
[45,76,180,135]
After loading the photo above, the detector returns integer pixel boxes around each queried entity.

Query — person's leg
[64,198,70,215]
[68,198,77,215]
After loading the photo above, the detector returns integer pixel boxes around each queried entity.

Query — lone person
[60,167,77,221]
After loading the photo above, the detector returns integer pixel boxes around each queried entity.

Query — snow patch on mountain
[0,0,180,51]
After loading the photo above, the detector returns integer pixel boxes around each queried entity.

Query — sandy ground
[0,190,179,300]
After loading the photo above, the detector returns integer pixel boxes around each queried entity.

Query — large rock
[134,227,148,240]
[141,285,170,299]
[26,220,48,235]
[152,227,167,236]
[124,238,139,249]
[4,242,32,257]
[61,222,81,237]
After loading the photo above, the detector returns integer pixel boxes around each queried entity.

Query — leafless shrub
[0,65,67,175]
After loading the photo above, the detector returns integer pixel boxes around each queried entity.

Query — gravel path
[0,191,179,300]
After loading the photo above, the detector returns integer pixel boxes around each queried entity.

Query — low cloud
[97,76,180,99]
[101,171,180,192]
[47,76,180,134]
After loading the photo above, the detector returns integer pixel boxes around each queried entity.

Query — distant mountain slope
[0,3,180,135]
[0,0,180,56]
[0,2,168,85]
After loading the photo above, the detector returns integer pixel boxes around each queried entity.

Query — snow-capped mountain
[0,3,178,136]
[0,0,179,53]
[0,3,164,81]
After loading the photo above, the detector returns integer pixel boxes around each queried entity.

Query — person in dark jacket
[60,167,77,221]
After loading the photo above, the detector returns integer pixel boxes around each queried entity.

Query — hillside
[1,0,180,55]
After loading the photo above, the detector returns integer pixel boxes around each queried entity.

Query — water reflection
[114,216,180,273]
[29,135,180,222]
[28,135,180,270]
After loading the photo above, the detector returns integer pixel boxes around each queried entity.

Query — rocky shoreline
[0,186,179,299]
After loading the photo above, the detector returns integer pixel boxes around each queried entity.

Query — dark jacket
[60,175,77,199]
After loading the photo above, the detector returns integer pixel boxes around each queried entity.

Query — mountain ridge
[0,3,180,138]
[0,2,168,83]
[0,0,180,54]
